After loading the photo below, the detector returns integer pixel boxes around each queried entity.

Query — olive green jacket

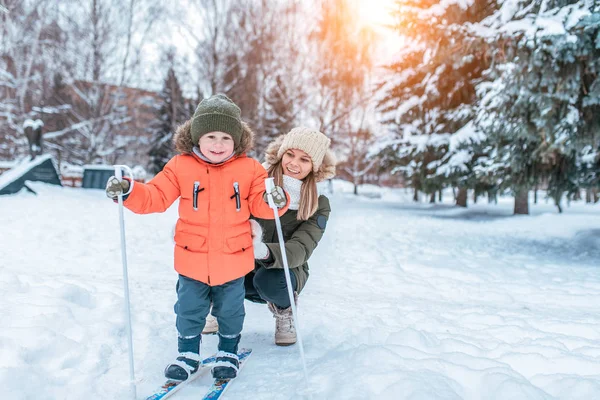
[254,195,331,293]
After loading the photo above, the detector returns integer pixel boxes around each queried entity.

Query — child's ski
[201,348,253,400]
[145,353,218,400]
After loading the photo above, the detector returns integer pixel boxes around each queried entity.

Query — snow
[23,118,44,129]
[424,0,474,18]
[60,163,84,178]
[484,1,591,39]
[1,182,599,399]
[0,154,54,190]
[395,96,422,123]
[82,164,115,171]
[0,160,18,169]
[437,149,472,175]
[449,121,486,152]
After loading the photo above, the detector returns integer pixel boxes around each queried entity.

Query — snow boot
[202,313,218,335]
[268,293,297,346]
[211,333,241,380]
[164,335,201,381]
[211,351,240,380]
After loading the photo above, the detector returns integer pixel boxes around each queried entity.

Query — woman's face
[199,131,235,163]
[282,148,312,180]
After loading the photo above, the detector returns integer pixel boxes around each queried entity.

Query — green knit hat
[191,94,243,146]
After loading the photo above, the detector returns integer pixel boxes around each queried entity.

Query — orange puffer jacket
[123,121,287,286]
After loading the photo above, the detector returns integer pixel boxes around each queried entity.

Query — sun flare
[354,0,396,28]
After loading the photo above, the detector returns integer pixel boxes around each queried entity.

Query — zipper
[231,182,241,212]
[193,181,204,211]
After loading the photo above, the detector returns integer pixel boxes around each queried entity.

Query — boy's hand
[249,219,269,259]
[263,185,287,208]
[105,176,130,199]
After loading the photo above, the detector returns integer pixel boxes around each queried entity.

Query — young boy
[105,94,288,381]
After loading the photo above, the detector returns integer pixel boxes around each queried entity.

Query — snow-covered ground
[1,181,599,399]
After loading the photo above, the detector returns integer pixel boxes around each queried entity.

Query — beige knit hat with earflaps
[276,127,331,172]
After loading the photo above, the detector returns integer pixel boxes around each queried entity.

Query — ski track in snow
[0,182,599,399]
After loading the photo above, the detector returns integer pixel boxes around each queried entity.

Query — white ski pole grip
[113,164,136,398]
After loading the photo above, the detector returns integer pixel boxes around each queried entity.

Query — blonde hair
[268,160,319,221]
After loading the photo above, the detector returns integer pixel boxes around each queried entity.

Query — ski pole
[264,178,310,387]
[114,165,137,399]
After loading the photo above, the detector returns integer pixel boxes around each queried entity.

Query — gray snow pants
[174,275,245,340]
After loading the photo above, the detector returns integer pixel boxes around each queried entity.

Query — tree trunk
[552,191,564,213]
[413,187,419,202]
[456,187,467,208]
[534,185,538,204]
[429,192,435,203]
[353,182,358,195]
[586,188,592,203]
[514,188,529,215]
[574,190,581,201]
[473,191,478,204]
[593,188,599,203]
[438,190,442,202]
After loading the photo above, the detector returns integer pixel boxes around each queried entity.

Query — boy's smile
[199,131,235,163]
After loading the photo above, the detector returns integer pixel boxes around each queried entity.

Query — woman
[203,127,336,345]
[250,127,336,345]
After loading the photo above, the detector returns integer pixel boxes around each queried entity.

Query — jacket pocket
[225,232,252,254]
[174,231,207,252]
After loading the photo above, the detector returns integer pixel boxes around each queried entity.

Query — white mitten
[249,219,269,260]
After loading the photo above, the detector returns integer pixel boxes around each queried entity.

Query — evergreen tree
[577,10,600,203]
[378,0,496,205]
[148,67,187,174]
[474,0,600,213]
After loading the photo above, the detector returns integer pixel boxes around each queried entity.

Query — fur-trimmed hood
[173,119,255,155]
[263,134,336,182]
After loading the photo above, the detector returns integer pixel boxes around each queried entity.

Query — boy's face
[282,148,312,180]
[199,131,235,163]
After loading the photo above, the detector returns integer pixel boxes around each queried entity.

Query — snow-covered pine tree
[577,10,600,204]
[148,66,187,174]
[378,0,496,205]
[474,0,600,213]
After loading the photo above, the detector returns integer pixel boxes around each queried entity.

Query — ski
[145,353,218,400]
[201,348,253,400]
